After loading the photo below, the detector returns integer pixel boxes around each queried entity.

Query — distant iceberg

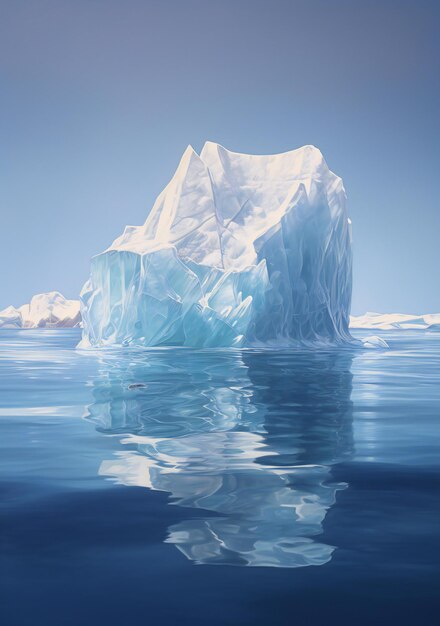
[0,306,23,329]
[350,312,440,331]
[80,142,353,348]
[0,292,81,329]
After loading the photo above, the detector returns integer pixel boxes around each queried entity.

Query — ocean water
[0,329,439,625]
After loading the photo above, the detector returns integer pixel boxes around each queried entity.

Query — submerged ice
[80,142,353,348]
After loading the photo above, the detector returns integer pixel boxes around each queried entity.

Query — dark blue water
[1,330,439,625]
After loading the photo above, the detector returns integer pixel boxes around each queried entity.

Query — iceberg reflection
[86,349,353,567]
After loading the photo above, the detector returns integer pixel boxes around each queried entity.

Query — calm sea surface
[0,329,439,625]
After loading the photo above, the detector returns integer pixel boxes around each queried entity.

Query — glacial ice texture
[80,142,353,348]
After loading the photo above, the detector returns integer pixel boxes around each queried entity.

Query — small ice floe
[128,383,148,390]
[362,335,389,349]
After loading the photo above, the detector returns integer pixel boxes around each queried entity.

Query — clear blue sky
[1,0,439,314]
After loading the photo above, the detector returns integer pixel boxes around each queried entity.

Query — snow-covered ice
[350,312,440,331]
[0,292,81,329]
[80,142,353,348]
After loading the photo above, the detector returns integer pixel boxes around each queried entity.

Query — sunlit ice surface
[1,329,440,624]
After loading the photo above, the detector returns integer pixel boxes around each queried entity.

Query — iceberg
[0,292,81,329]
[0,306,22,329]
[350,312,440,331]
[361,335,389,349]
[80,142,353,348]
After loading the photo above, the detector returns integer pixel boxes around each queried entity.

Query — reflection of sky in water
[86,350,354,567]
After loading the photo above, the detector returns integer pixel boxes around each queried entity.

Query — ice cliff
[80,142,353,348]
[0,292,81,328]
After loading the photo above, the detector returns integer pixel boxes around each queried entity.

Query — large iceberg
[0,292,81,329]
[80,142,353,348]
